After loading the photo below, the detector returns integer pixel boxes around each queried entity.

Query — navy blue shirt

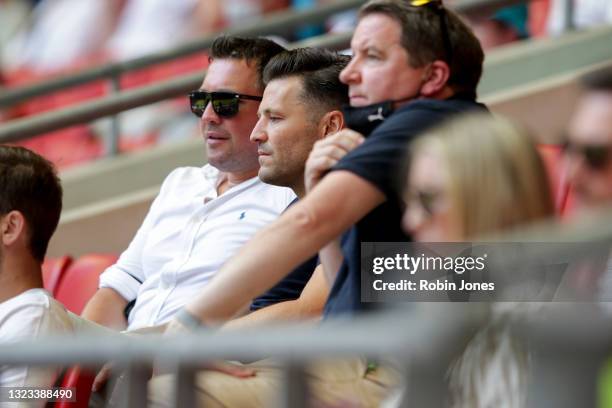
[250,198,318,311]
[324,96,488,317]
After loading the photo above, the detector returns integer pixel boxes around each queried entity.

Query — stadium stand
[0,1,611,407]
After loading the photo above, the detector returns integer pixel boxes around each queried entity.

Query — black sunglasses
[564,141,612,171]
[409,0,453,64]
[189,91,262,118]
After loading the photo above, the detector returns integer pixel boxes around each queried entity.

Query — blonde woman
[402,113,556,408]
[402,112,554,242]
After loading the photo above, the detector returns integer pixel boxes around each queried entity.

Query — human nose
[201,100,221,125]
[402,203,426,238]
[250,117,267,143]
[339,58,360,84]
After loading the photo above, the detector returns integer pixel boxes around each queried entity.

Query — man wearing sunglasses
[565,66,612,212]
[82,36,296,335]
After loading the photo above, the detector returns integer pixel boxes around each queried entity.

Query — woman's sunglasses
[189,91,262,118]
[564,141,612,171]
[406,189,444,217]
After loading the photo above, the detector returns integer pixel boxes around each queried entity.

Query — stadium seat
[53,365,97,408]
[41,255,73,296]
[54,253,118,314]
[50,254,118,408]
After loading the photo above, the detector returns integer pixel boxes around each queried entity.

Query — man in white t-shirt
[81,36,295,332]
[0,145,72,400]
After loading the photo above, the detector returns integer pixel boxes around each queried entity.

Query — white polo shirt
[99,165,295,329]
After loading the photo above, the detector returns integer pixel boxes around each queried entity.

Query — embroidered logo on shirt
[239,211,246,220]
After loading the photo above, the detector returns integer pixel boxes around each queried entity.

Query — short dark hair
[209,36,286,90]
[0,146,62,262]
[580,66,612,92]
[359,0,484,95]
[262,48,350,119]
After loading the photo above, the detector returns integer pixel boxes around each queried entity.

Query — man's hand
[92,362,114,392]
[305,129,364,193]
[159,316,256,378]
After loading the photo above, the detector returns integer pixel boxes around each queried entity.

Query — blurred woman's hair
[406,112,555,239]
[403,113,555,408]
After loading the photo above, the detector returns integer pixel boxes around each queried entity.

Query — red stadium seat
[53,366,97,408]
[528,0,551,38]
[42,255,73,296]
[50,254,118,407]
[54,253,118,314]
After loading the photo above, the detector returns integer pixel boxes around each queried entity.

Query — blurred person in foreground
[565,66,612,408]
[401,113,555,408]
[0,146,70,398]
[564,66,612,311]
[565,66,612,214]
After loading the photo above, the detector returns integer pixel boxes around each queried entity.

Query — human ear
[319,110,345,138]
[420,60,451,97]
[0,211,25,247]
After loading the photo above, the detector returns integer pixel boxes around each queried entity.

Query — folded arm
[222,264,329,330]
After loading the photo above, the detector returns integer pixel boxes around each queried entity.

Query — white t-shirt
[99,165,295,330]
[0,289,74,407]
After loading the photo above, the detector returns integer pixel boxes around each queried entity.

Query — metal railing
[0,0,534,108]
[0,0,364,108]
[0,301,611,407]
[0,0,364,155]
[0,305,486,408]
[3,209,612,407]
[0,0,574,155]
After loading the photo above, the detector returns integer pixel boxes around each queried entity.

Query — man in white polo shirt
[81,36,294,331]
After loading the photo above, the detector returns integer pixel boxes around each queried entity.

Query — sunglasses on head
[564,141,612,171]
[409,0,453,64]
[189,90,262,118]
